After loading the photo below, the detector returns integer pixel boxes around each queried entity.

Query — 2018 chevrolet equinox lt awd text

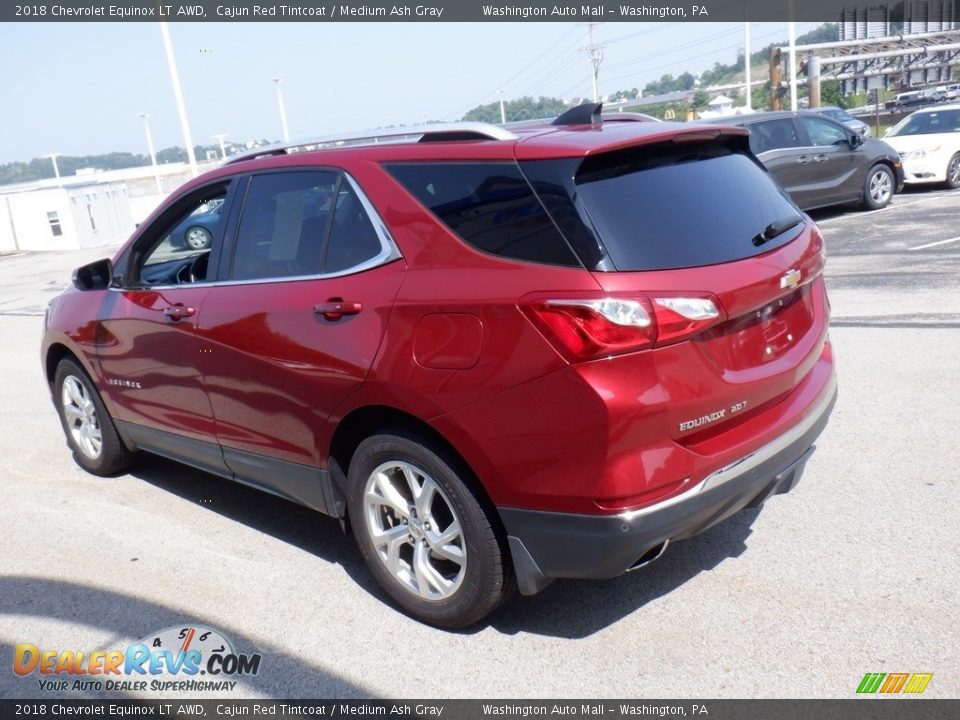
[43,103,837,627]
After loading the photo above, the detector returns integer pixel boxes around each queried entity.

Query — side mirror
[849,133,864,149]
[72,258,113,291]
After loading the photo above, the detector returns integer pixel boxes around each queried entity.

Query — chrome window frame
[115,171,402,292]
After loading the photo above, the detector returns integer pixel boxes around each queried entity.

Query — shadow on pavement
[117,454,760,640]
[0,574,369,699]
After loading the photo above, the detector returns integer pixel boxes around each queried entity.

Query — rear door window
[571,143,804,271]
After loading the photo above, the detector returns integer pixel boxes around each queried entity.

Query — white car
[884,104,960,188]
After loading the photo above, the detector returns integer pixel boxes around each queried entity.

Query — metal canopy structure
[789,30,960,91]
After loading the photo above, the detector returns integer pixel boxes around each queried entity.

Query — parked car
[885,90,928,112]
[883,104,960,188]
[944,84,960,101]
[43,103,837,628]
[816,105,872,137]
[167,197,224,250]
[702,110,904,211]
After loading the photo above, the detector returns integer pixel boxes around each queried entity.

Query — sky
[0,21,821,164]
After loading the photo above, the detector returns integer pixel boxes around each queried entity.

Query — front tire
[862,164,894,210]
[53,358,136,476]
[346,432,513,628]
[946,153,960,189]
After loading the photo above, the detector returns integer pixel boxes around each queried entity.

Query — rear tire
[53,358,136,476]
[946,153,960,189]
[862,164,894,210]
[184,226,212,250]
[346,431,514,628]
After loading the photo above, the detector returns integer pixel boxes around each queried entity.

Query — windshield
[887,109,960,137]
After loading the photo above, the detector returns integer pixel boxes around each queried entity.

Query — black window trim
[113,177,239,290]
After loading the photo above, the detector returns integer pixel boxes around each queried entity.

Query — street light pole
[498,89,506,124]
[272,77,290,142]
[212,133,229,160]
[138,113,163,195]
[45,153,62,186]
[744,20,752,113]
[159,22,199,177]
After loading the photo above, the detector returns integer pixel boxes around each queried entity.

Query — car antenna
[552,102,604,126]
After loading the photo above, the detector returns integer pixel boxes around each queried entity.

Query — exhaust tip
[626,539,670,571]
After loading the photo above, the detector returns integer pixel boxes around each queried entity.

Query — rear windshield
[574,143,804,271]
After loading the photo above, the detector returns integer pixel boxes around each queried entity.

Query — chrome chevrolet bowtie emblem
[780,268,802,290]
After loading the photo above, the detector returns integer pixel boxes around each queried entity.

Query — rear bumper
[500,372,837,595]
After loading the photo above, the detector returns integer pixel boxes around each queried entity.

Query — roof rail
[224,122,517,165]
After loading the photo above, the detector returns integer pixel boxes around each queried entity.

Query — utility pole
[769,47,782,111]
[807,53,821,109]
[213,133,229,160]
[585,23,604,103]
[498,89,506,124]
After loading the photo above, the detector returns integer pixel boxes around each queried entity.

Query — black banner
[3,0,960,23]
[0,701,958,720]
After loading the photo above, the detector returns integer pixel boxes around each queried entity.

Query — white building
[0,181,135,253]
[0,161,217,254]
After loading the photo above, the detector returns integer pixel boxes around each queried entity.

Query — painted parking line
[815,190,960,225]
[909,235,960,251]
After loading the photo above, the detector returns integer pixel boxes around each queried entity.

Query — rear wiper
[752,216,803,246]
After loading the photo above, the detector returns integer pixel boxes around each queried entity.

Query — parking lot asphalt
[1,187,958,699]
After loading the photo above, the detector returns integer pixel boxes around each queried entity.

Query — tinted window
[231,171,338,281]
[750,119,799,153]
[799,117,848,146]
[324,182,383,274]
[574,143,803,271]
[386,162,580,267]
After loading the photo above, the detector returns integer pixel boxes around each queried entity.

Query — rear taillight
[522,293,725,362]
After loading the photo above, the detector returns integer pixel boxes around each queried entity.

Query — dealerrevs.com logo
[14,625,262,693]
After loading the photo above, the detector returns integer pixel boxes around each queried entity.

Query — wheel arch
[45,342,92,389]
[328,405,506,540]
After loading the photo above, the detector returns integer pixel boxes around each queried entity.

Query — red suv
[43,103,836,627]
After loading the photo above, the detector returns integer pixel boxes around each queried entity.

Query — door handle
[314,299,362,320]
[163,305,195,321]
[796,156,811,164]
[813,154,828,163]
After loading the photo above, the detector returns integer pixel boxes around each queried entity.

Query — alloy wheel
[61,375,102,460]
[869,169,892,205]
[363,460,466,600]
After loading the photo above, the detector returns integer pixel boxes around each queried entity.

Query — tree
[691,90,711,110]
[463,96,567,124]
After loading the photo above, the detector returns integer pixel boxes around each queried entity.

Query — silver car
[817,106,872,137]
